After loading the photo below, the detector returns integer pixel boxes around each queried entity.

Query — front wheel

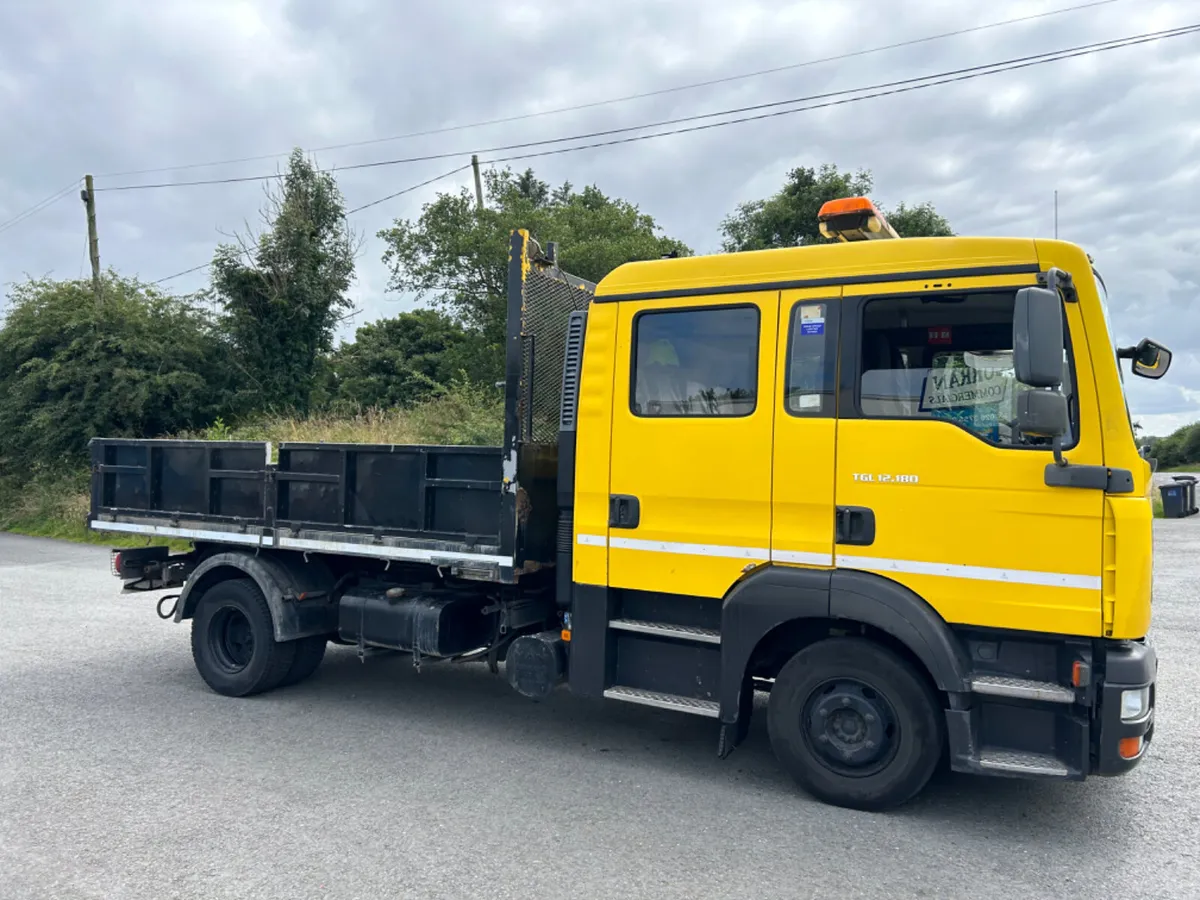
[190,578,296,697]
[767,637,944,811]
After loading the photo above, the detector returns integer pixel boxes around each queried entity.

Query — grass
[0,467,170,547]
[183,389,503,449]
[0,382,504,547]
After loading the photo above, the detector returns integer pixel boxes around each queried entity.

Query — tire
[278,635,328,688]
[190,578,296,697]
[767,637,944,811]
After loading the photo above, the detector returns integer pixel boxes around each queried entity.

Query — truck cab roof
[594,236,1046,302]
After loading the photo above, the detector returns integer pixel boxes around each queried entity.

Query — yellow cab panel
[772,288,841,569]
[570,300,618,588]
[1035,239,1154,639]
[835,259,1105,638]
[605,291,779,599]
[586,232,1148,638]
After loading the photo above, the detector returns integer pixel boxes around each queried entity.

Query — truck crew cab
[92,198,1169,810]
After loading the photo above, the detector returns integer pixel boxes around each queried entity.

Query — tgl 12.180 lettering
[91,197,1168,810]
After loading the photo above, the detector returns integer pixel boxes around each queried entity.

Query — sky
[1,0,1198,434]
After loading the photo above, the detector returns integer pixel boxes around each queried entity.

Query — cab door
[608,292,779,598]
[772,290,842,569]
[834,278,1104,636]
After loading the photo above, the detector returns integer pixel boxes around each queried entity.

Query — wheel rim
[209,606,255,673]
[801,677,900,777]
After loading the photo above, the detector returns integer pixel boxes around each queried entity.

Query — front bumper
[1095,640,1157,776]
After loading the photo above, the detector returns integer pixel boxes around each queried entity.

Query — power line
[150,165,470,284]
[96,24,1200,194]
[128,23,1200,287]
[478,24,1200,169]
[345,163,471,214]
[96,0,1125,180]
[0,179,81,236]
[151,262,210,285]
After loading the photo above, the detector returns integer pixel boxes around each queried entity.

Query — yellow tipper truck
[91,197,1170,809]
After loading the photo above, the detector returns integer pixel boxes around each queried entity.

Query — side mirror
[1013,287,1064,387]
[1132,338,1172,380]
[1017,389,1069,440]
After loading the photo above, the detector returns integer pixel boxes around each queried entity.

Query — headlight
[1121,687,1150,721]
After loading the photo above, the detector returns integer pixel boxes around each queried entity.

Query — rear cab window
[631,306,759,417]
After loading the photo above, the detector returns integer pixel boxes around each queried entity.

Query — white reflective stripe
[609,536,769,560]
[91,521,511,567]
[575,532,1096,590]
[771,549,834,567]
[836,554,1101,591]
[91,520,265,546]
[276,536,511,567]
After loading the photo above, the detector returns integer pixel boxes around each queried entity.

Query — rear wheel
[278,635,328,688]
[191,578,296,697]
[767,637,944,811]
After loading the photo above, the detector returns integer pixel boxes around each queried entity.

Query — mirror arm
[1038,267,1078,303]
[1052,435,1068,468]
[1116,345,1137,360]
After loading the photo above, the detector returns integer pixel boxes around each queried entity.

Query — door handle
[835,506,875,546]
[609,494,641,529]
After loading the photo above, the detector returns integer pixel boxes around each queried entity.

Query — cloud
[1,0,1197,427]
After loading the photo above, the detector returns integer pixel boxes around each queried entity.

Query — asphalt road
[1,528,1198,900]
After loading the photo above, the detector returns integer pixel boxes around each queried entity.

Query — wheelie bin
[1160,482,1187,518]
[1172,475,1198,515]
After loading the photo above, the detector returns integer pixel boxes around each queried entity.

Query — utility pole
[471,155,484,211]
[81,174,102,308]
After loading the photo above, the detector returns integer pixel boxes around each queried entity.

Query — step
[603,686,720,718]
[969,674,1076,704]
[609,619,721,644]
[978,748,1071,777]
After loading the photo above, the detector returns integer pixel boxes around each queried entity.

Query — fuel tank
[337,585,494,657]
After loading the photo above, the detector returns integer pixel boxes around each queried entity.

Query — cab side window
[858,291,1076,447]
[632,305,759,417]
[784,300,838,416]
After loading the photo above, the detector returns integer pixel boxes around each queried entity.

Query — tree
[720,164,952,252]
[328,309,493,409]
[211,148,357,415]
[0,273,230,468]
[887,202,954,240]
[1144,422,1200,470]
[379,167,691,373]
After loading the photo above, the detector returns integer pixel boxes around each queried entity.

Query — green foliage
[0,272,231,468]
[379,167,690,366]
[211,148,357,415]
[720,164,952,251]
[327,309,496,409]
[403,375,503,445]
[1145,423,1200,471]
[200,417,234,441]
[885,202,953,240]
[181,376,503,448]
